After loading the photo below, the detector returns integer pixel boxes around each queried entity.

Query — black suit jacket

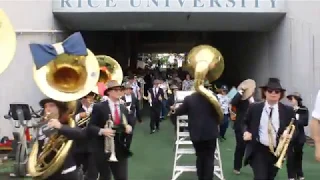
[243,101,295,165]
[87,101,131,160]
[230,92,251,131]
[175,92,220,142]
[149,87,165,108]
[291,106,309,144]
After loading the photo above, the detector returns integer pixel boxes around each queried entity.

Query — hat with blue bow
[0,9,16,75]
[29,32,100,102]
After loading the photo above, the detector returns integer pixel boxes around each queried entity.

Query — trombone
[274,119,296,169]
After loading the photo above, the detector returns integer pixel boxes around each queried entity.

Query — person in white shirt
[159,78,169,119]
[310,90,320,162]
[217,85,231,141]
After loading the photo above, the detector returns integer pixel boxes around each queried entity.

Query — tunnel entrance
[81,31,271,87]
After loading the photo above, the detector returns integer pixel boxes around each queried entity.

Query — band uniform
[230,79,256,174]
[37,98,86,180]
[87,80,133,180]
[74,92,98,180]
[174,92,220,180]
[121,84,140,149]
[148,79,165,134]
[166,84,180,133]
[242,78,296,180]
[286,93,309,180]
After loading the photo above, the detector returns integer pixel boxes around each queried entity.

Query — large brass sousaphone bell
[30,33,100,102]
[0,9,16,74]
[91,55,123,95]
[187,45,225,122]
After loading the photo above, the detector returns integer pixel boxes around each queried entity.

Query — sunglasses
[267,89,281,94]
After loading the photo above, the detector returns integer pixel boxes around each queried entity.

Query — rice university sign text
[58,0,280,11]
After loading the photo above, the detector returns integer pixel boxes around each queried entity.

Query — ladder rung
[177,148,195,154]
[175,166,196,172]
[178,132,190,137]
[176,140,192,145]
[177,115,188,120]
[179,123,188,127]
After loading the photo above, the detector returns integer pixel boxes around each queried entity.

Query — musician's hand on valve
[47,119,62,129]
[125,125,132,134]
[101,128,115,138]
[282,130,292,139]
[79,112,87,118]
[243,131,252,141]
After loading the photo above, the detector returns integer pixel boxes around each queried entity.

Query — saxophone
[104,114,118,162]
[187,45,225,122]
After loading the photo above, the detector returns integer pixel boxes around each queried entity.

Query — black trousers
[192,139,217,180]
[250,143,279,180]
[150,106,161,131]
[95,153,128,180]
[233,129,246,171]
[126,115,136,149]
[46,170,78,180]
[286,143,304,179]
[75,152,98,180]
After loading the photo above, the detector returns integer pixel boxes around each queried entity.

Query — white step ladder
[172,115,225,180]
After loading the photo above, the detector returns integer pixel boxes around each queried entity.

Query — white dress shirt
[312,90,320,120]
[259,102,280,147]
[131,82,140,98]
[153,87,159,95]
[125,94,132,103]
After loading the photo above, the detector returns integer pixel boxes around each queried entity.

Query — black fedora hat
[259,78,285,91]
[287,92,302,101]
[39,98,69,114]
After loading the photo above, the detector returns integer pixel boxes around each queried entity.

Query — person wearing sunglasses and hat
[242,78,295,180]
[120,83,140,149]
[87,80,133,180]
[286,92,308,180]
[217,85,231,142]
[73,91,98,180]
[35,98,86,180]
[230,79,256,175]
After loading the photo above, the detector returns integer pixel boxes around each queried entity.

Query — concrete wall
[0,1,65,137]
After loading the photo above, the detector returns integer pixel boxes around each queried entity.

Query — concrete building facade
[0,0,319,137]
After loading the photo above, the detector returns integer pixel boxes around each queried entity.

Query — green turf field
[1,116,320,180]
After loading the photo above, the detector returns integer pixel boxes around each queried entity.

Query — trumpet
[77,103,94,127]
[104,114,118,162]
[274,119,295,169]
[167,103,176,116]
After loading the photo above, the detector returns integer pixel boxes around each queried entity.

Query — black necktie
[269,107,273,119]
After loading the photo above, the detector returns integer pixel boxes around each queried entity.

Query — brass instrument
[167,102,177,116]
[32,47,100,102]
[96,55,123,85]
[186,45,225,122]
[104,114,118,162]
[274,119,296,169]
[28,101,77,180]
[0,10,16,75]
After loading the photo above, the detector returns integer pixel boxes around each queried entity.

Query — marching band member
[37,98,85,180]
[311,90,320,162]
[217,85,230,141]
[148,79,165,134]
[127,75,142,122]
[230,79,256,175]
[242,78,295,180]
[286,92,309,180]
[87,80,133,180]
[121,83,140,148]
[173,87,220,180]
[166,84,179,133]
[74,92,98,180]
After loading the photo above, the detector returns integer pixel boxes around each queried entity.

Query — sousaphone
[30,32,100,102]
[186,45,225,122]
[0,9,16,74]
[91,55,123,95]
